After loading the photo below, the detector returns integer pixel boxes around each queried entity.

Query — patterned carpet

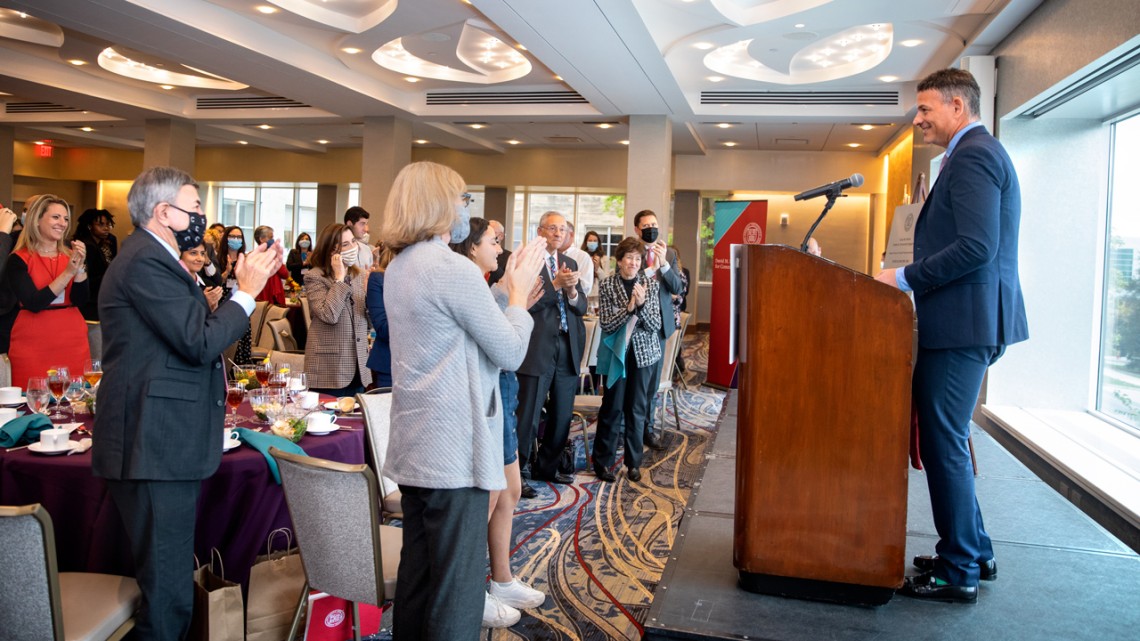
[366,330,726,640]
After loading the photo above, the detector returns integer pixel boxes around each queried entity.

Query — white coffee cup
[297,391,320,410]
[223,427,241,449]
[40,428,71,451]
[0,407,18,426]
[305,412,337,432]
[0,386,21,404]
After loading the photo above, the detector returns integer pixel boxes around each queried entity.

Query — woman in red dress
[5,195,91,388]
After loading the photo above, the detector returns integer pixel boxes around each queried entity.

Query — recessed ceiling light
[596,123,613,129]
[160,84,174,90]
[404,76,420,83]
[707,75,725,83]
[342,47,362,55]
[33,141,45,145]
[80,127,94,132]
[878,75,899,82]
[317,139,329,144]
[846,143,862,148]
[723,141,738,147]
[794,23,806,29]
[257,124,272,130]
[506,139,521,145]
[859,124,874,131]
[900,39,922,47]
[619,140,630,145]
[553,74,563,81]
[716,123,732,129]
[469,123,486,129]
[68,59,86,66]
[255,5,278,14]
[414,139,429,144]
[517,44,527,51]
[693,42,715,51]
[237,140,248,145]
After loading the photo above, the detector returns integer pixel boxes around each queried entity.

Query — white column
[624,115,673,237]
[361,116,412,224]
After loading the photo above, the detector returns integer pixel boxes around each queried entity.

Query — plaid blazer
[302,267,372,389]
[597,271,662,369]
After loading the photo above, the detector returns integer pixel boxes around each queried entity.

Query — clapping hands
[504,237,547,309]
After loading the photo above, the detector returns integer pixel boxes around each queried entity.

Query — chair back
[257,305,290,351]
[0,354,11,388]
[268,350,305,373]
[270,449,393,603]
[300,296,312,330]
[658,311,692,394]
[0,504,64,641]
[249,300,270,345]
[579,317,597,375]
[268,318,298,352]
[356,389,399,499]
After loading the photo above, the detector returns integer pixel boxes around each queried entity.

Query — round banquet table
[0,397,365,587]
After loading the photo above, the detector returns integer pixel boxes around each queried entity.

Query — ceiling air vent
[5,101,81,114]
[545,136,583,144]
[701,91,898,106]
[427,91,587,105]
[196,96,310,110]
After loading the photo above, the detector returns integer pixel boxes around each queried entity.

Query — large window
[507,190,624,255]
[215,185,317,249]
[1097,112,1140,433]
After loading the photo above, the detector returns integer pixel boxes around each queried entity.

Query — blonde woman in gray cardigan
[302,222,371,397]
[380,161,547,641]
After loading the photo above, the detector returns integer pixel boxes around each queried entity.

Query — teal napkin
[596,323,629,388]
[235,427,306,484]
[0,413,53,448]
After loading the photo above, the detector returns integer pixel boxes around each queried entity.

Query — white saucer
[322,401,358,412]
[28,441,81,456]
[0,397,27,407]
[223,439,242,452]
[306,425,339,436]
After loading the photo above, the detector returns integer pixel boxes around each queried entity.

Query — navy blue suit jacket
[365,270,391,387]
[517,252,587,377]
[903,125,1028,350]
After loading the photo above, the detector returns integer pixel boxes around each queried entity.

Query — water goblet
[287,373,308,404]
[225,381,246,426]
[26,377,51,416]
[46,367,70,419]
[64,376,87,420]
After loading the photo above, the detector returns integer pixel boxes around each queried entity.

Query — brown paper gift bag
[189,549,245,641]
[246,527,307,641]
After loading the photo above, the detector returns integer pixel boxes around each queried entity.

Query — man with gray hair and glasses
[93,166,283,640]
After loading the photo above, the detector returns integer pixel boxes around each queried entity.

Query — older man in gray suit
[93,166,281,640]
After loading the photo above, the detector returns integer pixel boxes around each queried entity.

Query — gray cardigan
[383,238,534,490]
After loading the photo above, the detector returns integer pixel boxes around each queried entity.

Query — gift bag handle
[193,547,229,579]
[265,527,295,560]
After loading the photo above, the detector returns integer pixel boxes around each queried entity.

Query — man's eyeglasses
[541,225,569,233]
[462,193,474,206]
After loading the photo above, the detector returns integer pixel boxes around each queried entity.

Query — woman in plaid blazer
[591,236,662,483]
[303,222,372,396]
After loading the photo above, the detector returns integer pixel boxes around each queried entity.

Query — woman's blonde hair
[380,161,467,253]
[15,194,71,255]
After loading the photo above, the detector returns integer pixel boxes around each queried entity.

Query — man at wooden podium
[876,68,1028,603]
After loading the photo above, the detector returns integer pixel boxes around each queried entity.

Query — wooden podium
[733,245,913,605]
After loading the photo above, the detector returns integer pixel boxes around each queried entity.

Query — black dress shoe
[898,571,977,604]
[912,555,997,581]
[644,433,666,451]
[627,468,642,482]
[519,481,537,499]
[535,471,574,485]
[594,466,616,483]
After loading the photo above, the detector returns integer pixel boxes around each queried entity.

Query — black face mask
[174,211,207,253]
[640,227,659,243]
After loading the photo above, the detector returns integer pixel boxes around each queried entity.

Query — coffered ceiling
[0,0,1043,156]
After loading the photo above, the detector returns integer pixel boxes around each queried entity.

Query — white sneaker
[482,592,521,628]
[489,578,546,609]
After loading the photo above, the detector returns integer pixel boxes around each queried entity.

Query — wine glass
[287,372,308,405]
[46,366,70,419]
[267,371,289,390]
[254,362,272,388]
[83,359,103,393]
[26,377,51,416]
[64,376,87,420]
[225,381,246,426]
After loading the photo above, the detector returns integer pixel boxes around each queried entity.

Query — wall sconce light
[780,213,790,226]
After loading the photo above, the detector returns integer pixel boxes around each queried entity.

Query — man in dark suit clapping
[93,166,282,640]
[877,68,1028,604]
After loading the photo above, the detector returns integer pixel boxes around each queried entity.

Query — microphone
[793,173,864,201]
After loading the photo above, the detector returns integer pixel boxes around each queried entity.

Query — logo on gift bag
[324,609,346,627]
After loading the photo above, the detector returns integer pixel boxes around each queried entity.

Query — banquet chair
[569,317,600,467]
[268,349,306,374]
[356,388,403,521]
[253,304,289,360]
[0,503,140,641]
[0,353,9,387]
[249,300,270,345]
[300,295,312,330]
[269,449,401,641]
[268,317,299,352]
[654,312,692,432]
[578,317,598,395]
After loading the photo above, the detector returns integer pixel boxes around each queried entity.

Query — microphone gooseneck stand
[799,190,843,253]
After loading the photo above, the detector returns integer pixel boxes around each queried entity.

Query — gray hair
[253,225,273,243]
[127,166,198,227]
[917,68,981,120]
[538,211,565,228]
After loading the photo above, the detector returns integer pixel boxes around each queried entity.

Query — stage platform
[644,391,1140,641]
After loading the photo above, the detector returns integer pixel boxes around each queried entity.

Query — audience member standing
[220,226,252,363]
[561,226,594,297]
[0,202,21,357]
[515,211,587,490]
[93,166,280,641]
[286,231,312,285]
[486,219,510,286]
[634,210,683,452]
[252,225,289,305]
[364,247,393,389]
[381,161,544,640]
[5,195,90,388]
[303,223,372,397]
[344,206,374,271]
[72,208,118,321]
[592,237,662,483]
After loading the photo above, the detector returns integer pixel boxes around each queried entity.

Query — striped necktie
[549,254,568,332]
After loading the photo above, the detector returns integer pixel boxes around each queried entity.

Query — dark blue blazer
[903,125,1028,350]
[517,252,587,378]
[365,271,391,388]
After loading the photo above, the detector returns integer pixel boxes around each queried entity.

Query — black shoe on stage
[912,555,997,581]
[519,481,538,499]
[898,571,977,604]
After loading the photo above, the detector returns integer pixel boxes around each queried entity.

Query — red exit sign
[36,143,53,158]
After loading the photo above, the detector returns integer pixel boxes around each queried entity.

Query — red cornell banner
[706,200,767,389]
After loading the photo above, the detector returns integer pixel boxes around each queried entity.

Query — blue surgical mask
[299,240,311,250]
[450,203,471,244]
[586,241,599,252]
[227,238,243,252]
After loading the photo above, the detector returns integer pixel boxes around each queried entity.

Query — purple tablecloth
[0,399,364,587]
